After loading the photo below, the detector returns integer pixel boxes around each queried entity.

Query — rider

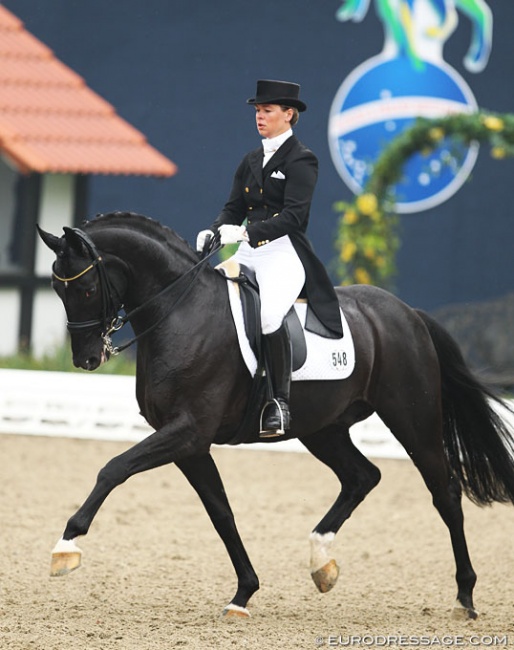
[196,79,342,437]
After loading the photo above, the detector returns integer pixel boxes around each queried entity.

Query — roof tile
[0,58,85,87]
[0,5,177,177]
[0,111,145,142]
[3,139,176,176]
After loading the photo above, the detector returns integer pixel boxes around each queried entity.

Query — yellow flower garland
[334,109,514,289]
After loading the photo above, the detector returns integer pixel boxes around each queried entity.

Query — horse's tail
[416,309,514,506]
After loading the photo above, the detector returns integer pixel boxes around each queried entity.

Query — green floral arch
[334,110,514,289]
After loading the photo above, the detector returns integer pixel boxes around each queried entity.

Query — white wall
[0,290,20,355]
[31,174,74,356]
[35,174,75,277]
[0,172,74,356]
[32,288,67,357]
[0,369,410,459]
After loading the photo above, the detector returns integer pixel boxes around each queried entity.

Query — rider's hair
[281,105,299,126]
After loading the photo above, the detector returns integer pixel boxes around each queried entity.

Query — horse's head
[38,225,126,371]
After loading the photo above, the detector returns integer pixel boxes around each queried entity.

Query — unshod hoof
[222,604,251,619]
[311,558,340,593]
[451,601,479,620]
[50,538,82,577]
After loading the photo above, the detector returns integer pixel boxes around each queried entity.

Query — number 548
[332,351,347,368]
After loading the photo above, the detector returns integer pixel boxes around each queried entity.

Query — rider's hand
[219,224,248,245]
[196,229,214,252]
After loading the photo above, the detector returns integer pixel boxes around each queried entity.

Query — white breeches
[231,236,306,335]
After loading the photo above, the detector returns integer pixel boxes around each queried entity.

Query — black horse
[38,212,514,619]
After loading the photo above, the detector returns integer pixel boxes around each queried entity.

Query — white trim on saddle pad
[219,263,355,382]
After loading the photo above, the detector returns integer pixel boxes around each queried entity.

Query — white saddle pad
[223,275,356,382]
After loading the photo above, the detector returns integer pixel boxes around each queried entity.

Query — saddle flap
[216,260,306,370]
[285,306,307,371]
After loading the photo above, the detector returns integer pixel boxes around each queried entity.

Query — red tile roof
[0,6,177,176]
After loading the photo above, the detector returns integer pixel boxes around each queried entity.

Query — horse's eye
[85,286,97,298]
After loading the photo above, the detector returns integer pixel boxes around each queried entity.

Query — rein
[53,228,222,355]
[103,239,222,354]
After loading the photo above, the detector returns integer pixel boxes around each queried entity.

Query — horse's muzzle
[73,347,109,371]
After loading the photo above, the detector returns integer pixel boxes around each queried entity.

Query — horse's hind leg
[380,406,478,619]
[409,446,477,619]
[301,425,381,593]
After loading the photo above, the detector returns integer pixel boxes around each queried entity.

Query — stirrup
[259,398,288,438]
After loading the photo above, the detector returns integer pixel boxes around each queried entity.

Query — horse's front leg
[50,422,210,577]
[177,454,259,617]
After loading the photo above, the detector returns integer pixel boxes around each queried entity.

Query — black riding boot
[260,322,292,438]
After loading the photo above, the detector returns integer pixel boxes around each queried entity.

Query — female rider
[196,79,342,437]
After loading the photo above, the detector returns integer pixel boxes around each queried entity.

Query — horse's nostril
[85,357,100,371]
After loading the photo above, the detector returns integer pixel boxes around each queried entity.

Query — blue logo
[328,0,493,213]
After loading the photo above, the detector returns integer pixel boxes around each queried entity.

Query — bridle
[52,228,222,355]
[52,229,122,337]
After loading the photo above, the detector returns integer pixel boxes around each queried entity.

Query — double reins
[52,228,222,355]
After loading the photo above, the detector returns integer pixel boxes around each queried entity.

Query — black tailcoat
[211,135,343,338]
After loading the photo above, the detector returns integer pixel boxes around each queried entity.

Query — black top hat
[247,79,307,112]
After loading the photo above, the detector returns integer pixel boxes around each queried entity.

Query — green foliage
[0,343,136,375]
[218,243,239,262]
[333,194,400,289]
[334,109,514,289]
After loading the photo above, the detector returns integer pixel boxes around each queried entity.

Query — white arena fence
[2,368,512,460]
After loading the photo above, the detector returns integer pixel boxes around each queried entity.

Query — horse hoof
[50,538,82,577]
[222,604,251,619]
[451,601,479,620]
[311,558,340,593]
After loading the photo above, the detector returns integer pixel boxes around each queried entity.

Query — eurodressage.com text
[314,634,509,647]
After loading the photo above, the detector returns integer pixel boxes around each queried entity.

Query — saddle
[216,258,338,372]
[215,259,297,444]
[215,259,354,444]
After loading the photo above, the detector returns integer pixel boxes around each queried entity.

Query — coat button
[245,187,250,193]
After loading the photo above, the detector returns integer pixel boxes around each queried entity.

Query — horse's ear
[36,224,64,255]
[62,226,88,255]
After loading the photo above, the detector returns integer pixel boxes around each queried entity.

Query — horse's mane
[82,211,198,261]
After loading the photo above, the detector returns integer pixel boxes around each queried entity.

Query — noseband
[52,228,222,355]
